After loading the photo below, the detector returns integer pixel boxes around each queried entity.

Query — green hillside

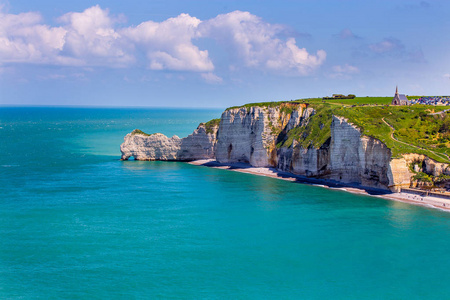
[335,105,450,162]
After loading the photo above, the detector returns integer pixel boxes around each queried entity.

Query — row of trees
[322,94,356,100]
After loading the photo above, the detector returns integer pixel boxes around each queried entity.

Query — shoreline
[188,159,450,212]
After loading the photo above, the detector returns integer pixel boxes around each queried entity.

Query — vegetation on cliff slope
[277,104,333,149]
[233,97,449,163]
[201,118,221,134]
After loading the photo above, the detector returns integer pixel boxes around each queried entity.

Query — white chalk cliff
[121,123,218,161]
[121,104,449,192]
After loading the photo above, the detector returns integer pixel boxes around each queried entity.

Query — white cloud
[58,5,133,67]
[0,7,325,76]
[0,10,66,64]
[199,11,326,75]
[201,72,223,84]
[121,14,213,72]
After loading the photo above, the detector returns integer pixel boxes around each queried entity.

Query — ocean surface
[1,106,450,299]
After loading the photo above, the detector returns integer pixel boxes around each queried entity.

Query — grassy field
[228,95,449,110]
[236,97,450,163]
[228,96,394,109]
[334,105,450,162]
[303,96,393,105]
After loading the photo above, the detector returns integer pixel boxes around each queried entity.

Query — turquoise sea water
[1,107,450,299]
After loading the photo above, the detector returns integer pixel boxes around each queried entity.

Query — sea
[1,106,450,299]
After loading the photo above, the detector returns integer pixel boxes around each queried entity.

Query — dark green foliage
[201,118,221,134]
[435,173,450,183]
[413,172,433,183]
[323,94,356,100]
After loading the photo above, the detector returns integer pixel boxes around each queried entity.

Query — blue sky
[0,0,449,108]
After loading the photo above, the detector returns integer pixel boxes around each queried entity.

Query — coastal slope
[121,102,450,192]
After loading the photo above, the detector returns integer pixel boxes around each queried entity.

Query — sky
[0,0,449,108]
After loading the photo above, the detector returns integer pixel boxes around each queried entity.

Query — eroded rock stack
[121,123,218,161]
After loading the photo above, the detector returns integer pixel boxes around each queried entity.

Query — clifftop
[225,100,450,163]
[121,99,450,192]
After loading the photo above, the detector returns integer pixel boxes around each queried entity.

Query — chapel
[392,86,409,105]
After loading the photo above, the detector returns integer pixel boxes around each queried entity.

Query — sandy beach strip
[188,159,450,212]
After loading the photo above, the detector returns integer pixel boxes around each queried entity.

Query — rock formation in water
[121,123,218,161]
[121,104,449,192]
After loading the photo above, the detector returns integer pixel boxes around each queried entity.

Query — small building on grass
[392,86,410,105]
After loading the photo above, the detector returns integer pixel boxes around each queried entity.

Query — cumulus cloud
[0,6,325,75]
[0,10,66,64]
[121,13,213,72]
[58,5,133,67]
[199,11,326,75]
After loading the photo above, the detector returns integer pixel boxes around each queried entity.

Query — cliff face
[275,116,391,189]
[120,124,218,161]
[215,104,308,167]
[277,141,330,177]
[328,116,391,189]
[120,104,449,192]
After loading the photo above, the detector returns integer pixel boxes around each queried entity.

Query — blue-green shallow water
[1,107,450,299]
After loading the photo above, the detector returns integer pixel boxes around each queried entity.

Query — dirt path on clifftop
[381,117,450,162]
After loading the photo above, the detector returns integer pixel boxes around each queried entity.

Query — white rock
[120,124,218,161]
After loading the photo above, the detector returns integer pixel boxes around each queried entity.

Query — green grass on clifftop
[233,97,449,163]
[227,96,394,110]
[312,96,393,105]
[131,129,153,136]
